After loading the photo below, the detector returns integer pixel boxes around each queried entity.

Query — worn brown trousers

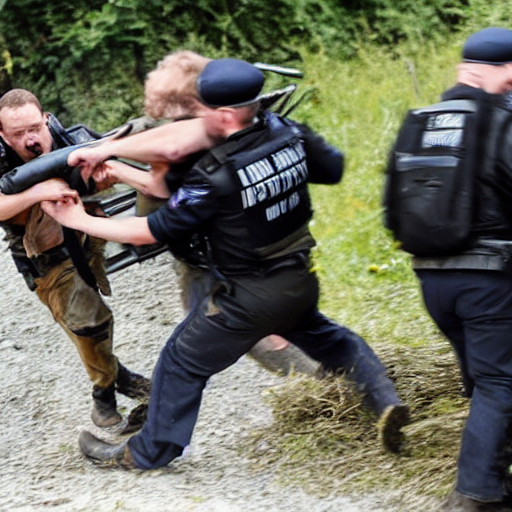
[34,237,118,388]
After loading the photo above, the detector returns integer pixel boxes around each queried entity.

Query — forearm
[96,119,214,164]
[0,188,44,221]
[107,160,170,198]
[66,213,157,246]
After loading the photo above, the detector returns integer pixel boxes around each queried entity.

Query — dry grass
[242,342,468,505]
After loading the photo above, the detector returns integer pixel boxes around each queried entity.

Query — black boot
[376,403,410,453]
[79,430,137,469]
[116,363,151,402]
[120,403,149,435]
[91,384,122,427]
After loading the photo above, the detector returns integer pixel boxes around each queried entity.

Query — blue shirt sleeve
[147,170,218,244]
[299,123,344,184]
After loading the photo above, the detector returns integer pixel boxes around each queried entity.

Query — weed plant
[242,343,466,509]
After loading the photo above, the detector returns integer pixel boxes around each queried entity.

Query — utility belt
[11,244,71,291]
[218,251,312,279]
[203,251,311,299]
[412,239,512,274]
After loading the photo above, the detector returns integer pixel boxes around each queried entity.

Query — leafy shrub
[0,0,509,126]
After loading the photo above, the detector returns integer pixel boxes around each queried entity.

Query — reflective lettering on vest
[422,129,464,148]
[288,191,300,210]
[237,158,275,187]
[266,203,280,221]
[238,140,308,223]
[426,112,465,130]
[272,142,306,171]
[265,191,301,221]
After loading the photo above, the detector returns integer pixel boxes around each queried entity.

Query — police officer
[42,58,409,469]
[389,28,512,511]
[128,49,322,376]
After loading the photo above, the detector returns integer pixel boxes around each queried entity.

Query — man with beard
[0,89,151,427]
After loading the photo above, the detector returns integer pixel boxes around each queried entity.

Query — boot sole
[377,403,410,453]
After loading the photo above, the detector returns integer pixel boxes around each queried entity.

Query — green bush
[0,0,485,126]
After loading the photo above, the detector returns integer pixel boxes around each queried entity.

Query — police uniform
[408,28,512,506]
[122,59,406,468]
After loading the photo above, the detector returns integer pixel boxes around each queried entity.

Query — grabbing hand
[41,195,86,229]
[68,146,109,183]
[91,160,123,190]
[31,178,79,202]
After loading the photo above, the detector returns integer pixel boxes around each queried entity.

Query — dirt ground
[0,242,441,512]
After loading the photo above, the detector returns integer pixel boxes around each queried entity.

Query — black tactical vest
[192,114,316,273]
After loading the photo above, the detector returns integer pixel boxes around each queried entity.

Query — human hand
[30,178,79,202]
[85,161,119,191]
[40,195,87,229]
[68,146,109,183]
[98,160,124,184]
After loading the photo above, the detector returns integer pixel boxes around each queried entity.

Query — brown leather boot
[91,384,122,427]
[79,430,137,469]
[116,363,151,402]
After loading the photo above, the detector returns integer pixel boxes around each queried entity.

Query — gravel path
[0,243,438,512]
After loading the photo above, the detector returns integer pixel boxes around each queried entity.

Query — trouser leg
[230,268,401,416]
[128,268,319,469]
[58,318,118,388]
[458,314,512,501]
[175,261,319,376]
[35,260,118,388]
[128,313,214,469]
[128,335,204,469]
[286,310,402,416]
[418,269,512,501]
[458,381,512,501]
[416,270,473,397]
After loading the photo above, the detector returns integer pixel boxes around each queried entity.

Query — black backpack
[383,98,493,257]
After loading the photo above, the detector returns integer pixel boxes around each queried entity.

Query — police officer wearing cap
[395,28,512,511]
[42,58,409,471]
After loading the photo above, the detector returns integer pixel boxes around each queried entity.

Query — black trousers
[129,265,401,469]
[416,269,512,501]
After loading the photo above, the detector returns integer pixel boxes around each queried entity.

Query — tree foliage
[0,34,12,96]
[0,0,493,128]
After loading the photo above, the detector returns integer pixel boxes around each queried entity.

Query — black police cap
[462,27,512,65]
[196,58,265,108]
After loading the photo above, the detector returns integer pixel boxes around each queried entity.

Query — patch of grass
[280,41,464,348]
[242,342,467,506]
[191,496,207,503]
[58,444,75,453]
